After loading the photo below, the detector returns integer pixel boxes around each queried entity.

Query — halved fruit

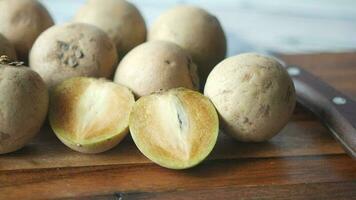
[49,77,135,153]
[129,88,219,169]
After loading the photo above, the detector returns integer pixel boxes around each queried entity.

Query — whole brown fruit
[204,53,296,142]
[30,23,118,89]
[0,0,54,61]
[74,0,146,58]
[149,5,226,84]
[114,41,199,97]
[0,63,48,154]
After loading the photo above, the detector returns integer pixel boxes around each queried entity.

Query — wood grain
[0,120,344,171]
[79,181,356,200]
[1,155,355,199]
[0,53,356,199]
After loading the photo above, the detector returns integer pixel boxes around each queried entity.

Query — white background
[40,0,356,56]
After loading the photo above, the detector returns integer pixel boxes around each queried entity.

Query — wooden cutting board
[1,53,356,199]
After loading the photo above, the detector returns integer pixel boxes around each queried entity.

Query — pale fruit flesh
[129,88,219,169]
[49,77,135,153]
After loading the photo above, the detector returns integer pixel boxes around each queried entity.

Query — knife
[284,64,356,158]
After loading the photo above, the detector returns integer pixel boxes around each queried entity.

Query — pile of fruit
[0,0,296,169]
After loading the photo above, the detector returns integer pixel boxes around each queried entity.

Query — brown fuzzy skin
[74,0,147,58]
[149,5,227,84]
[0,34,17,60]
[0,65,49,154]
[114,41,199,97]
[0,0,54,62]
[49,77,135,154]
[204,53,296,142]
[30,23,118,89]
[129,88,219,169]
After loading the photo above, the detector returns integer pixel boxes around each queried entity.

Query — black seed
[177,112,183,130]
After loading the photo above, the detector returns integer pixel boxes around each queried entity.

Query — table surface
[1,53,356,199]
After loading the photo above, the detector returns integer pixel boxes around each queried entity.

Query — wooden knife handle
[286,65,356,158]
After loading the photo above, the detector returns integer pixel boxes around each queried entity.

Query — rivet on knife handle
[287,65,356,158]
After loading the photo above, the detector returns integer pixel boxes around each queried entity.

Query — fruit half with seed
[49,77,135,153]
[129,88,219,169]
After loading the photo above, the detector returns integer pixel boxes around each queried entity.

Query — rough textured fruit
[0,0,54,61]
[74,0,146,58]
[204,53,296,142]
[30,23,118,89]
[129,88,219,169]
[149,5,226,84]
[49,77,135,154]
[0,62,49,154]
[114,41,199,97]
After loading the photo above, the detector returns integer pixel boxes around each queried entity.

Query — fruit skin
[0,34,17,60]
[149,5,226,84]
[0,0,54,61]
[114,41,199,97]
[74,0,147,58]
[0,65,49,154]
[129,88,219,169]
[204,53,296,142]
[30,23,118,89]
[53,127,129,154]
[49,77,135,154]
